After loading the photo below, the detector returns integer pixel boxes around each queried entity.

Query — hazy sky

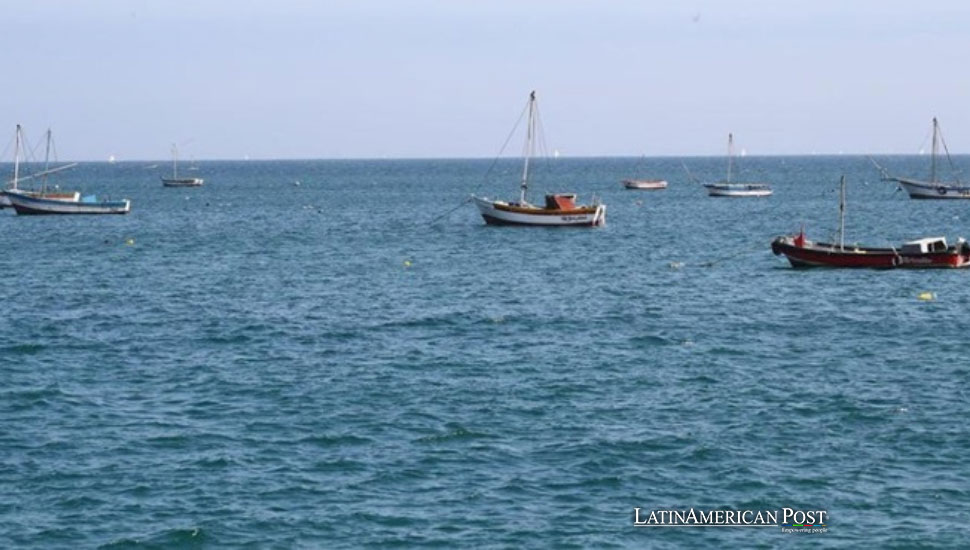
[2,0,969,160]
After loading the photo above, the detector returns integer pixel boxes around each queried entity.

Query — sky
[2,0,970,160]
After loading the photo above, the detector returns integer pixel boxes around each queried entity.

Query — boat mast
[520,91,536,205]
[930,117,938,183]
[42,128,52,192]
[172,143,179,179]
[726,133,734,183]
[838,175,846,251]
[12,125,22,190]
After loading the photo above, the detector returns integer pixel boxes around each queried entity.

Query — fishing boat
[472,91,605,227]
[622,156,667,190]
[5,189,130,215]
[161,143,203,187]
[704,133,772,197]
[771,176,970,268]
[887,118,970,199]
[1,125,80,208]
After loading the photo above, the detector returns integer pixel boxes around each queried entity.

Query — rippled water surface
[2,156,970,548]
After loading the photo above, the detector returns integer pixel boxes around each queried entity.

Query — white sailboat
[1,125,80,208]
[703,133,772,197]
[891,118,970,199]
[161,143,203,187]
[472,91,606,227]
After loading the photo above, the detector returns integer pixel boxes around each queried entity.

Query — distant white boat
[622,155,667,190]
[161,143,204,187]
[703,133,772,197]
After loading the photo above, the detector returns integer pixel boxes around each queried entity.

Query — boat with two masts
[886,117,970,199]
[472,91,605,227]
[704,133,772,197]
[771,175,970,268]
[161,143,203,187]
[1,125,80,208]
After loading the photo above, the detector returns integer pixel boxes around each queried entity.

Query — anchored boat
[472,91,605,227]
[1,126,80,208]
[704,133,772,197]
[887,118,970,199]
[771,176,970,268]
[161,143,204,187]
[622,156,667,190]
[5,189,130,215]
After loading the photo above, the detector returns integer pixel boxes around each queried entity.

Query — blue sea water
[2,156,970,548]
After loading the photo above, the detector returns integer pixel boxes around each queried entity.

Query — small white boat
[704,133,772,197]
[622,179,668,190]
[5,189,130,215]
[161,143,204,187]
[472,91,605,227]
[704,183,772,197]
[622,156,667,190]
[888,118,970,199]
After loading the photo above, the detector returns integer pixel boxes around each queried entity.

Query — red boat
[771,233,970,269]
[771,175,970,268]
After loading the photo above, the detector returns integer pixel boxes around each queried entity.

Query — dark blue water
[3,156,970,548]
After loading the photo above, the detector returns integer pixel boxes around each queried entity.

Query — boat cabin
[545,193,577,210]
[901,237,948,254]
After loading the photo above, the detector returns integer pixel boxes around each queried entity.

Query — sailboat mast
[726,133,734,183]
[930,117,938,183]
[42,128,52,192]
[12,125,22,190]
[520,91,535,205]
[172,143,179,179]
[838,175,846,251]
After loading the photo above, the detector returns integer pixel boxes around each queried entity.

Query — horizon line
[3,152,965,163]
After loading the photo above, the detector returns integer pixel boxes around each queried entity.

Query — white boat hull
[472,196,605,227]
[622,179,667,190]
[704,183,772,197]
[895,178,970,199]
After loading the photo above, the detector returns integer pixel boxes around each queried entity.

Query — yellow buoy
[917,291,935,301]
[125,238,135,246]
[403,260,412,268]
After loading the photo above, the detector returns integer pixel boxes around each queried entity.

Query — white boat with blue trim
[704,133,772,197]
[5,188,130,215]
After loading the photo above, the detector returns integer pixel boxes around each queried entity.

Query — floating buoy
[668,261,684,269]
[403,260,412,268]
[125,238,135,246]
[917,291,935,301]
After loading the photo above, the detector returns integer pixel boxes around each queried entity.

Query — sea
[2,155,969,548]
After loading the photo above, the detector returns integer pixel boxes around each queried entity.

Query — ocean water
[2,156,970,548]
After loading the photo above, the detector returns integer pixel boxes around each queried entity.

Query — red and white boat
[772,176,970,268]
[472,91,605,227]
